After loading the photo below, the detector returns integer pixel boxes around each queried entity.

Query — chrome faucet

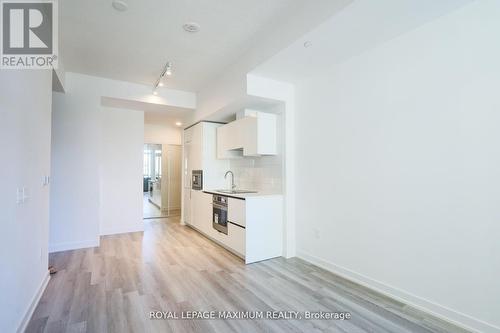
[225,170,236,190]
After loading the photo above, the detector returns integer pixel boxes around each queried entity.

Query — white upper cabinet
[217,110,277,159]
[184,122,230,190]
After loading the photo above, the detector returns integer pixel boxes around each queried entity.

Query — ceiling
[253,0,474,84]
[101,96,192,125]
[59,0,343,92]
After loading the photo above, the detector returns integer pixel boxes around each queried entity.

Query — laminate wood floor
[26,217,469,333]
[143,194,180,219]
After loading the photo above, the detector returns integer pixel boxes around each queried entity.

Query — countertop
[203,189,282,200]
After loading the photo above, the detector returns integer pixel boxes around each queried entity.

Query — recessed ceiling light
[175,122,182,127]
[112,0,128,12]
[183,22,200,33]
[303,41,312,48]
[152,90,158,96]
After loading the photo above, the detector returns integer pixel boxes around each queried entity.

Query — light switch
[22,187,29,202]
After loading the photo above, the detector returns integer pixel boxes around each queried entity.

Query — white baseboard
[49,239,100,253]
[100,225,144,236]
[17,271,50,333]
[297,251,499,333]
[161,206,181,212]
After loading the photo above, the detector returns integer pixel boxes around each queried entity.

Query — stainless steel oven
[192,170,203,190]
[212,195,228,234]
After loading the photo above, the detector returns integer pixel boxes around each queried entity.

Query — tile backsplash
[228,155,283,192]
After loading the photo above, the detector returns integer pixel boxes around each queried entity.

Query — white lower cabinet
[190,192,283,264]
[227,222,245,256]
[228,198,245,227]
[190,190,213,234]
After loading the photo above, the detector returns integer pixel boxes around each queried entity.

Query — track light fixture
[152,61,172,95]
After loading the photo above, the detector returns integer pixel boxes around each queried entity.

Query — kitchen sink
[216,189,258,194]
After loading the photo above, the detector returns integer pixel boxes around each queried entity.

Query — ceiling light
[158,80,164,87]
[152,90,158,96]
[175,122,182,127]
[183,22,200,33]
[112,0,128,12]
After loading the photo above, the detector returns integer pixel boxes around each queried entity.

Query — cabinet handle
[228,221,245,229]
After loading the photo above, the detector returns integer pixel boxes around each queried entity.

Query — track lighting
[153,61,172,94]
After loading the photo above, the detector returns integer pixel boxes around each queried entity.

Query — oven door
[212,204,228,234]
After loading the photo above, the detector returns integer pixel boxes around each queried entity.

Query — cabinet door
[216,125,228,159]
[190,190,200,228]
[216,121,244,159]
[228,198,245,227]
[183,187,191,225]
[198,192,213,234]
[184,127,193,144]
[190,123,203,171]
[227,222,245,256]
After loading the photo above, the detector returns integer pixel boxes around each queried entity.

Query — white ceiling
[59,0,346,92]
[252,0,474,84]
[101,96,192,125]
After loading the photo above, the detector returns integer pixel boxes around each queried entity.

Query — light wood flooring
[143,193,180,219]
[26,217,469,333]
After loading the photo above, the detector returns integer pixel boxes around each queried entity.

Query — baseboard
[100,225,144,236]
[49,239,100,253]
[161,206,181,212]
[297,251,499,333]
[17,271,50,333]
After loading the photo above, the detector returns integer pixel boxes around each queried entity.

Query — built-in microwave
[192,170,203,190]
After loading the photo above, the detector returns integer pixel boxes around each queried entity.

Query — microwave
[192,170,203,190]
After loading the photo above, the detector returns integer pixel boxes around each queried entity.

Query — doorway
[143,143,182,219]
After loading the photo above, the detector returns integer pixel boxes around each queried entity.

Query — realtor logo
[1,0,58,69]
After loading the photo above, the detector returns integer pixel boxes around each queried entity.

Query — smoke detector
[112,0,128,12]
[183,22,200,33]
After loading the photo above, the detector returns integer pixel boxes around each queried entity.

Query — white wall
[100,108,144,235]
[144,123,182,145]
[0,70,52,332]
[50,82,102,251]
[294,1,500,332]
[50,72,191,251]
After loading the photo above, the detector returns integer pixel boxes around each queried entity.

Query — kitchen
[182,110,284,263]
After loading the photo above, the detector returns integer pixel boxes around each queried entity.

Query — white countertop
[203,189,282,199]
